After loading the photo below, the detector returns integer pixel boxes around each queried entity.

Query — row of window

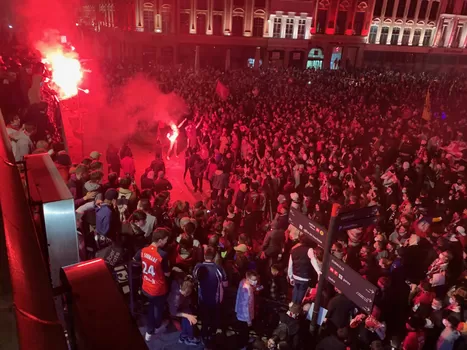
[438,23,466,48]
[373,0,440,20]
[373,0,467,19]
[272,17,306,38]
[179,0,266,11]
[313,9,366,35]
[368,25,433,45]
[179,13,265,35]
[143,9,172,32]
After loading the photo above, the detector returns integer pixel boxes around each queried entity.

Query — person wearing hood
[117,177,138,222]
[211,165,229,201]
[261,220,285,263]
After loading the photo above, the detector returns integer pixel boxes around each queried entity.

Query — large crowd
[2,37,467,349]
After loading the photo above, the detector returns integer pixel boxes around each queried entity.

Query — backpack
[117,191,132,222]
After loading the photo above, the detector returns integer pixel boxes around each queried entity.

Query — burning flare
[41,46,83,100]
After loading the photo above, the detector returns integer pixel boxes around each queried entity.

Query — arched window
[232,15,244,36]
[161,5,171,33]
[368,25,378,43]
[196,13,206,34]
[253,17,264,37]
[143,4,155,32]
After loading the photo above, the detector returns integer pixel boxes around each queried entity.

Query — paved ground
[62,107,211,205]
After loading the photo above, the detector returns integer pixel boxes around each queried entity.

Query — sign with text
[326,256,377,314]
[288,207,328,248]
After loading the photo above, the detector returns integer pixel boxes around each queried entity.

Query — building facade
[78,0,467,69]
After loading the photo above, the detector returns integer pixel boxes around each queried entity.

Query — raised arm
[195,117,203,129]
[177,118,187,129]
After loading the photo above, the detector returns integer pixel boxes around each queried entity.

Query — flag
[422,90,431,121]
[215,80,229,101]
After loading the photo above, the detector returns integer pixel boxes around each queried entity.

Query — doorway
[307,48,324,69]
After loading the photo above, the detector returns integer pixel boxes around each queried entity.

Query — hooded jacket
[212,169,229,190]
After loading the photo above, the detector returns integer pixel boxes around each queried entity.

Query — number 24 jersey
[140,245,168,296]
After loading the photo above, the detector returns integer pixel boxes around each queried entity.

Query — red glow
[40,46,83,100]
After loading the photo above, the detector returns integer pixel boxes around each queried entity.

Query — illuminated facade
[79,0,467,69]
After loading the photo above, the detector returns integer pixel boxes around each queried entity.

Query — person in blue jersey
[193,246,228,347]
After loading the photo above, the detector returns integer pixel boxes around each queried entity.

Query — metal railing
[0,112,68,350]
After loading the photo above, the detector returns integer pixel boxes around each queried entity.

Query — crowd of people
[3,42,467,349]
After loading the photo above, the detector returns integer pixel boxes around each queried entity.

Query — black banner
[288,207,328,248]
[326,255,377,313]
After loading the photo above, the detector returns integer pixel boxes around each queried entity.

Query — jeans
[292,279,309,304]
[181,317,194,339]
[144,292,166,334]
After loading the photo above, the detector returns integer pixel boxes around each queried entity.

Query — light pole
[309,203,340,333]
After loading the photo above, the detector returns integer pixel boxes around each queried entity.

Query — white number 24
[142,262,156,277]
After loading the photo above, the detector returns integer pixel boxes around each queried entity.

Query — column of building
[244,0,254,36]
[190,0,196,33]
[310,1,319,33]
[206,0,213,34]
[345,0,358,35]
[325,0,339,34]
[375,0,389,43]
[361,0,376,36]
[225,0,233,34]
[135,0,144,31]
[387,0,400,44]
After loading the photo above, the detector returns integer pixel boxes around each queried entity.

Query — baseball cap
[90,151,101,160]
[234,244,248,253]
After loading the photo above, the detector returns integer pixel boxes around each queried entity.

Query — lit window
[368,25,377,43]
[297,19,306,39]
[143,9,155,32]
[285,18,294,38]
[273,17,282,38]
[253,17,264,37]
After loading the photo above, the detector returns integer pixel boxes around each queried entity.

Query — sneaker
[178,335,188,344]
[182,337,200,346]
[155,320,169,334]
[144,332,152,342]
